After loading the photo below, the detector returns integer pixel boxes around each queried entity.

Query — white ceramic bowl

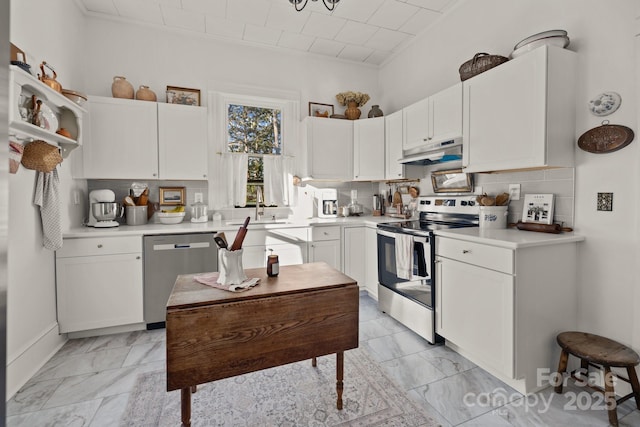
[157,211,185,224]
[510,35,570,59]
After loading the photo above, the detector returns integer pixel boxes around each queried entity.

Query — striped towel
[34,168,62,250]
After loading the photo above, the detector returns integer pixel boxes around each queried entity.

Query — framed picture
[308,102,333,118]
[166,86,201,106]
[522,193,554,225]
[159,187,186,205]
[431,168,474,193]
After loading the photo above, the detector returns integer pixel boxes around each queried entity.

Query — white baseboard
[6,323,67,400]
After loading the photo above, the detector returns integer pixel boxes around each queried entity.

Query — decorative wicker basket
[21,140,62,173]
[459,53,509,81]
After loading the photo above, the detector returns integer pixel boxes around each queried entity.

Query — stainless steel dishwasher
[143,232,218,329]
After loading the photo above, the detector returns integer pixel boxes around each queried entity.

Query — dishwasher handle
[153,242,212,251]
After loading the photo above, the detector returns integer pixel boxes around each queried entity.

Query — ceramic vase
[111,76,134,99]
[344,101,361,120]
[368,105,383,118]
[135,85,157,102]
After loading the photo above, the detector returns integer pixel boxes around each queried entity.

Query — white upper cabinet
[402,83,462,153]
[304,117,353,180]
[158,103,208,180]
[462,46,577,173]
[353,117,384,181]
[82,96,208,180]
[402,98,429,152]
[385,110,404,180]
[84,97,158,179]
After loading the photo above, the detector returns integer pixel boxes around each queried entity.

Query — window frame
[210,89,299,208]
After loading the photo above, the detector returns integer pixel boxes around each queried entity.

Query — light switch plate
[597,192,613,211]
[508,184,521,201]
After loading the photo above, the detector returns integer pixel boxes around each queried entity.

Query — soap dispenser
[190,193,208,223]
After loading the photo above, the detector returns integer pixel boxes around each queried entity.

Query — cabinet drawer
[436,237,513,274]
[312,226,341,241]
[57,236,142,258]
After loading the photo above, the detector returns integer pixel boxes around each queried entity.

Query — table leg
[336,351,344,410]
[181,387,191,427]
[554,350,569,393]
[312,357,317,367]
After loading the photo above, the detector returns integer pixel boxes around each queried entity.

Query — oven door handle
[376,228,429,243]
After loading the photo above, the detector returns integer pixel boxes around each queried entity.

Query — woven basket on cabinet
[458,53,509,81]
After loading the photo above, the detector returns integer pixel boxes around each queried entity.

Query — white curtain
[263,155,295,207]
[220,153,248,207]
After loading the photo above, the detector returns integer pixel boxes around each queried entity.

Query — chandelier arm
[322,0,338,11]
[294,0,308,12]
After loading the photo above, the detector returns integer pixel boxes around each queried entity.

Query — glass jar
[267,250,279,277]
[190,193,208,223]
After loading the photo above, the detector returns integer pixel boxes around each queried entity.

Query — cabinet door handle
[462,249,470,254]
[136,256,141,260]
[97,244,103,248]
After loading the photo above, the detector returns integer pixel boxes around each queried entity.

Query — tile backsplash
[475,168,575,227]
[88,180,208,222]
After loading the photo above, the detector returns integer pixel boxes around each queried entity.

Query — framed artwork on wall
[522,193,554,225]
[308,102,333,118]
[159,187,186,205]
[166,86,201,106]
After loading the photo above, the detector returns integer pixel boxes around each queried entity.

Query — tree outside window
[227,103,282,206]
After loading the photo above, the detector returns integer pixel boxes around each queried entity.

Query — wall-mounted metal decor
[577,120,634,154]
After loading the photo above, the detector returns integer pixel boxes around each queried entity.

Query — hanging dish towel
[395,233,414,280]
[34,168,62,250]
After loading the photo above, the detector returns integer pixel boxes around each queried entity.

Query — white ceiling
[76,0,459,65]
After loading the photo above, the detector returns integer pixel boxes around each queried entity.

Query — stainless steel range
[377,195,479,343]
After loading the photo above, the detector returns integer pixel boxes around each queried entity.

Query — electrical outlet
[508,184,521,201]
[73,190,80,205]
[597,192,613,211]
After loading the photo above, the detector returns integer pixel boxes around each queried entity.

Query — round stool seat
[557,331,640,367]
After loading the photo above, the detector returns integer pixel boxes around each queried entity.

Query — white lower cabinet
[55,236,143,333]
[435,235,579,394]
[436,254,514,378]
[344,226,379,294]
[343,227,366,289]
[226,227,309,269]
[309,226,341,270]
[364,226,378,298]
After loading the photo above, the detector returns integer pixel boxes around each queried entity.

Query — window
[226,102,282,206]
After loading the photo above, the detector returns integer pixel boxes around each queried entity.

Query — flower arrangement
[335,91,370,107]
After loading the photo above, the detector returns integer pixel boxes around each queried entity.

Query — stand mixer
[87,189,121,227]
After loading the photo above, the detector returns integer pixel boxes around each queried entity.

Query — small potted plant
[336,91,370,120]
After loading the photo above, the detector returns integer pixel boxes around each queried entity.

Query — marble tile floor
[6,293,640,426]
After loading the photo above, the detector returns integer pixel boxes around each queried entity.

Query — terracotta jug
[344,101,361,120]
[135,85,157,102]
[111,76,134,99]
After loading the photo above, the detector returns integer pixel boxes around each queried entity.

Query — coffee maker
[317,189,337,218]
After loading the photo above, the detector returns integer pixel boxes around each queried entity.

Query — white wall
[380,0,639,349]
[80,17,381,118]
[8,0,86,397]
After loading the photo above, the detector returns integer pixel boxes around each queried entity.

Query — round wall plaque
[577,121,634,153]
[588,92,621,116]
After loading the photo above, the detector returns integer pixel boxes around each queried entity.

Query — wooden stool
[555,331,640,427]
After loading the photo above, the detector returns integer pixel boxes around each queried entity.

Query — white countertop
[434,227,584,249]
[63,215,405,238]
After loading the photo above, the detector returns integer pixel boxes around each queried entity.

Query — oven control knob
[468,200,475,206]
[461,201,468,206]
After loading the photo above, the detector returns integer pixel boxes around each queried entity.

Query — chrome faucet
[255,187,264,221]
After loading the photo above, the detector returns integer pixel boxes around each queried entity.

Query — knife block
[217,249,247,286]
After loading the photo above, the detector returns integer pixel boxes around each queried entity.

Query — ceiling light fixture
[289,0,340,12]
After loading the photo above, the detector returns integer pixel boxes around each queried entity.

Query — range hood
[400,138,462,166]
